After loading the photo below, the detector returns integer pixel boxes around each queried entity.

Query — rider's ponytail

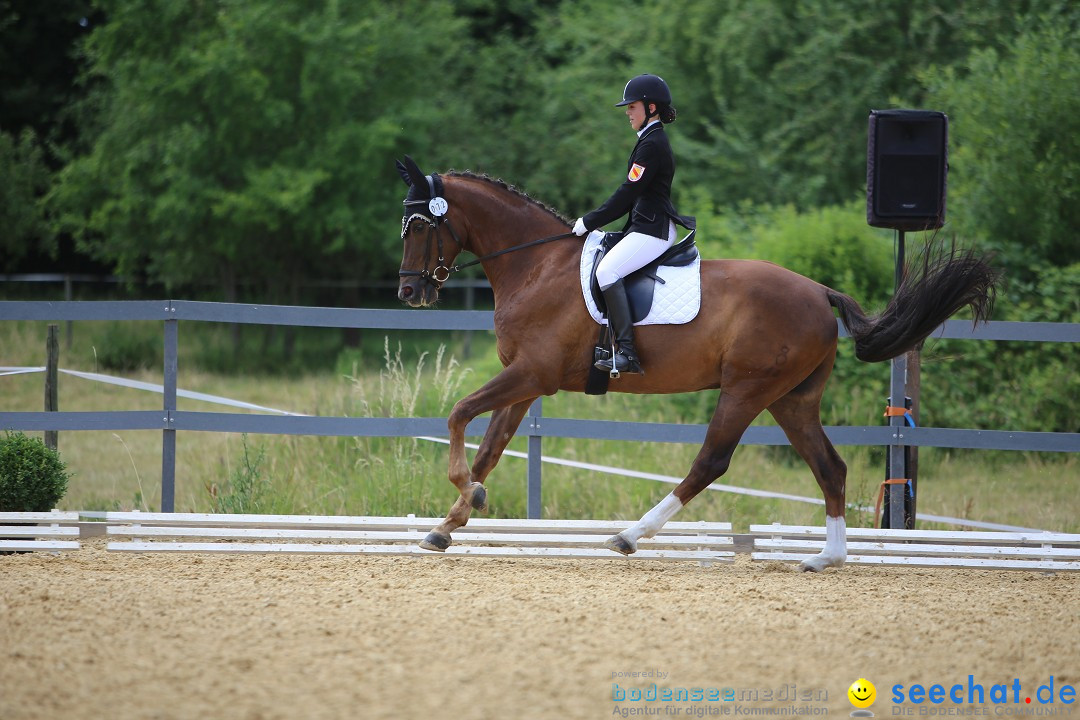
[658,104,677,124]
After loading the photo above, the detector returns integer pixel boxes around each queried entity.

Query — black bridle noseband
[399,174,575,291]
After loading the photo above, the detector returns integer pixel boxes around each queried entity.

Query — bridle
[399,173,576,290]
[399,197,463,288]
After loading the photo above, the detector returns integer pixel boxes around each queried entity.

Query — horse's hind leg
[420,396,536,551]
[767,356,848,572]
[605,393,762,555]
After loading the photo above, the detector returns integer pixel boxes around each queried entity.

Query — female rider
[572,74,695,375]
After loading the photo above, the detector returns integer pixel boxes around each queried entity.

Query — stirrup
[594,349,643,377]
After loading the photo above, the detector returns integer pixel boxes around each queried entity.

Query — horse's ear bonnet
[395,159,412,186]
[397,155,429,196]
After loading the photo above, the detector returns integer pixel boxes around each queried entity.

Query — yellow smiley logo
[848,678,876,709]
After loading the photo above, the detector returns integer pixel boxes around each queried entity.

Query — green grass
[0,319,1075,531]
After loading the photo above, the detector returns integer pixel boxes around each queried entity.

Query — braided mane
[446,170,571,224]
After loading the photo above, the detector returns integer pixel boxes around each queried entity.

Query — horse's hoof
[798,554,843,572]
[467,483,488,512]
[419,532,451,552]
[604,533,637,556]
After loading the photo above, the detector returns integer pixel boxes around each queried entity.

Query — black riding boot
[595,279,643,375]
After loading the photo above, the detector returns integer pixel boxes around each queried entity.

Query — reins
[399,188,576,289]
[449,230,578,272]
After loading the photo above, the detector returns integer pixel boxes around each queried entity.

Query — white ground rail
[750,524,1080,571]
[104,512,735,563]
[0,510,80,552]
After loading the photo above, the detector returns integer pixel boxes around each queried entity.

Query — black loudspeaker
[867,109,948,230]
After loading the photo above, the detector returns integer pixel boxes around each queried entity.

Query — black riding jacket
[582,122,696,238]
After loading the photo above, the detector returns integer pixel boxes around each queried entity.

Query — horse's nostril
[400,285,413,298]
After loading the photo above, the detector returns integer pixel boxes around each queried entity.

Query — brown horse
[394,156,997,571]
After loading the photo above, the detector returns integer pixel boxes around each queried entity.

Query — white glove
[572,217,588,236]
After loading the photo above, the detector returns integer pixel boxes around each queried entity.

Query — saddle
[582,230,699,396]
[588,230,699,322]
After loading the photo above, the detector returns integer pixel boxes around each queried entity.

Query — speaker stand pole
[887,230,909,530]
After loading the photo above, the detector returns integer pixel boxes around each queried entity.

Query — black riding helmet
[615,74,672,115]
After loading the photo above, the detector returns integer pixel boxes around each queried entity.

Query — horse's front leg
[420,368,542,551]
[420,399,534,551]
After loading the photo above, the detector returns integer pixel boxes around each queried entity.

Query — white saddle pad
[579,230,701,326]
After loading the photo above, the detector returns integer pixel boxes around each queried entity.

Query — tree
[0,0,96,144]
[0,129,52,269]
[0,0,96,270]
[443,0,643,218]
[444,0,1059,220]
[47,0,472,298]
[644,0,1051,210]
[922,15,1080,272]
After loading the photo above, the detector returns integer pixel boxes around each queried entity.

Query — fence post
[886,230,911,529]
[906,344,921,521]
[161,305,178,512]
[527,397,543,519]
[44,324,59,451]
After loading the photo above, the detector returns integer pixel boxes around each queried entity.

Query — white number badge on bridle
[428,197,448,217]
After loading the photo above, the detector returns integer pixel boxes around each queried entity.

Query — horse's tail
[826,243,1001,363]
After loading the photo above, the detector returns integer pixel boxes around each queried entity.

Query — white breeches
[596,221,676,289]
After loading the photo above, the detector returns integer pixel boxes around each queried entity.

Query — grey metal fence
[1,300,1077,515]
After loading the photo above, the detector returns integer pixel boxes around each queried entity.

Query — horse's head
[395,155,466,307]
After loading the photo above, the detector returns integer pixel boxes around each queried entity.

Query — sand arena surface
[2,539,1079,720]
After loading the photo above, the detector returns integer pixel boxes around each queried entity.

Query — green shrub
[0,431,71,511]
[744,202,896,310]
[917,261,1079,433]
[689,197,896,308]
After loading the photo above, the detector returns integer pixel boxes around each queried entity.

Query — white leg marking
[800,515,847,572]
[622,493,684,546]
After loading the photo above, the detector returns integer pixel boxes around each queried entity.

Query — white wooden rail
[0,510,81,552]
[104,512,735,563]
[750,524,1080,571]
[12,512,1077,570]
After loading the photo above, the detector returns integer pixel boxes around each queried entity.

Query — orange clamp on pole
[883,406,908,418]
[874,478,911,528]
